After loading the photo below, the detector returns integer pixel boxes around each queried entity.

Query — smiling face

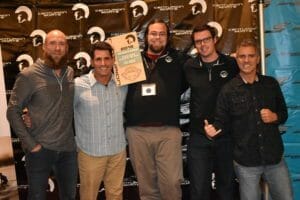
[193,30,217,61]
[236,45,260,77]
[92,49,114,80]
[146,22,168,55]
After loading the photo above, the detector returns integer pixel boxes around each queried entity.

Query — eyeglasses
[148,32,167,38]
[194,36,213,45]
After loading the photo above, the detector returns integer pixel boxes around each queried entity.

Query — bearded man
[7,30,77,200]
[125,19,188,200]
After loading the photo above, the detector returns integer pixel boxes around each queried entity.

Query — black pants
[187,134,235,200]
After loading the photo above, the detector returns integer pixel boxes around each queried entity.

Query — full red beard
[43,52,68,70]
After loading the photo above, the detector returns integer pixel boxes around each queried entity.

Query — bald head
[44,29,67,44]
[43,29,68,69]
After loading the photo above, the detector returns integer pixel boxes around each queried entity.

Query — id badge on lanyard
[141,83,156,96]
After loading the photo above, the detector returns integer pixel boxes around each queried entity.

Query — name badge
[141,83,156,96]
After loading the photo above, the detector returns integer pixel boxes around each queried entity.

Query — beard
[43,52,68,70]
[148,44,165,54]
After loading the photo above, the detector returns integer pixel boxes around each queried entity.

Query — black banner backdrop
[0,0,258,78]
[0,0,258,198]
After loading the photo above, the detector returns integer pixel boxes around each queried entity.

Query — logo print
[130,0,148,18]
[165,56,173,63]
[189,0,207,15]
[265,23,289,33]
[16,54,33,71]
[207,21,223,38]
[248,0,257,12]
[30,29,46,47]
[15,6,32,23]
[125,34,136,45]
[73,52,91,70]
[87,26,105,44]
[72,3,90,20]
[220,70,228,78]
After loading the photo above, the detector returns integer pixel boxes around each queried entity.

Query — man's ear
[257,55,261,65]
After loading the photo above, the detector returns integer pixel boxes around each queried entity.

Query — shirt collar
[239,74,259,84]
[88,69,114,87]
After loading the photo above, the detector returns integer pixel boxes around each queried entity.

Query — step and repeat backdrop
[264,1,300,199]
[1,0,298,199]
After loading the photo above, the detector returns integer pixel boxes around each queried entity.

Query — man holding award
[125,19,187,200]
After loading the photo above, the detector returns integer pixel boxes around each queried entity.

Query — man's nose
[54,44,61,50]
[100,60,105,65]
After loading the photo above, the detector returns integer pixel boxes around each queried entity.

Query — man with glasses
[183,24,239,200]
[125,18,187,200]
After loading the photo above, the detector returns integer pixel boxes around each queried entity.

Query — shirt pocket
[230,95,250,116]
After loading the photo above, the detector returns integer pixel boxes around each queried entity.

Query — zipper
[52,69,67,92]
[143,51,169,81]
[198,58,221,82]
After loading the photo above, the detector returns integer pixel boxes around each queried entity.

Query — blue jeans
[25,147,78,200]
[234,158,293,200]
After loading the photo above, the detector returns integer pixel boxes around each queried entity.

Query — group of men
[6,18,293,200]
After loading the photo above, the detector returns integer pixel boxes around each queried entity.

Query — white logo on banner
[208,21,223,38]
[87,26,105,44]
[30,29,46,47]
[130,0,148,18]
[248,0,258,12]
[74,52,91,70]
[72,3,90,20]
[189,0,207,15]
[15,6,32,23]
[16,54,33,71]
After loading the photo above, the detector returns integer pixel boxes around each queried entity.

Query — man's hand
[204,119,222,140]
[31,144,42,153]
[260,108,278,123]
[22,110,32,128]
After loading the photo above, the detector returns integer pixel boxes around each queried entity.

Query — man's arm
[273,79,288,124]
[6,73,37,152]
[204,87,231,139]
[260,79,288,125]
[211,86,232,136]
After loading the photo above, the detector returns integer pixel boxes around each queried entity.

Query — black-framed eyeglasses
[194,36,213,45]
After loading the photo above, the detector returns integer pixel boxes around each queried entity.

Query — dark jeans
[25,147,78,200]
[187,134,235,200]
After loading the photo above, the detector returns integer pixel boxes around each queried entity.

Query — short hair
[191,24,217,45]
[89,41,114,59]
[144,18,171,50]
[236,39,260,55]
